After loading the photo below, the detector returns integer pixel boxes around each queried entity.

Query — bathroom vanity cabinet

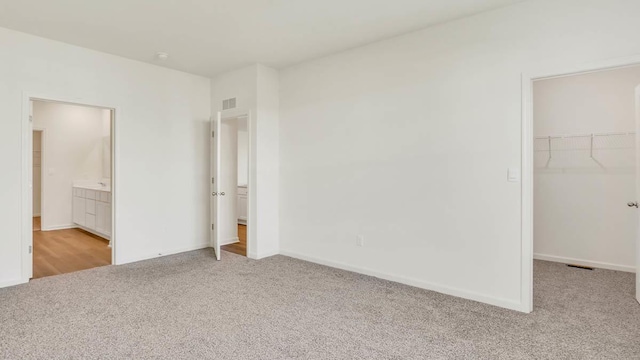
[73,186,112,240]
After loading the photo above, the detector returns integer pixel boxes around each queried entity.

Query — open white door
[211,113,221,260]
[218,116,239,252]
[210,113,241,260]
[635,86,640,303]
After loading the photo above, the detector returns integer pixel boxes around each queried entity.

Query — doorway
[523,58,640,312]
[27,98,115,279]
[211,113,252,259]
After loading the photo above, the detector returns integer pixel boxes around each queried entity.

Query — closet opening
[530,64,640,310]
[27,98,115,279]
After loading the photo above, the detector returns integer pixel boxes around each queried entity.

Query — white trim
[75,225,111,240]
[280,250,523,312]
[41,224,78,231]
[117,242,211,265]
[35,127,46,230]
[0,278,27,289]
[521,72,533,314]
[252,249,279,260]
[521,53,640,314]
[534,253,635,273]
[110,108,118,265]
[32,127,45,237]
[21,95,32,282]
[220,237,239,246]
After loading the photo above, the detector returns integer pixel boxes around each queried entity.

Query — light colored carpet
[0,249,639,359]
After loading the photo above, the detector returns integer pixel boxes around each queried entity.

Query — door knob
[212,192,217,196]
[220,192,226,196]
[628,201,638,208]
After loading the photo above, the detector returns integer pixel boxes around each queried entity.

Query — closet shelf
[534,131,635,140]
[534,131,636,159]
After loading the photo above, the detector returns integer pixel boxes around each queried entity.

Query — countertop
[73,184,111,192]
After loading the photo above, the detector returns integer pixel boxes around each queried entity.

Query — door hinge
[211,130,215,137]
[211,177,215,184]
[29,115,33,122]
[28,245,32,254]
[211,224,214,230]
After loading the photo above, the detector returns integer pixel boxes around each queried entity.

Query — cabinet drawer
[99,191,109,203]
[86,199,96,215]
[85,190,97,200]
[74,188,85,198]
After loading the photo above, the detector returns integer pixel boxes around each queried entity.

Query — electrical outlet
[356,235,364,247]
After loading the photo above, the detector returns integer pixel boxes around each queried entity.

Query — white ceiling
[0,0,522,77]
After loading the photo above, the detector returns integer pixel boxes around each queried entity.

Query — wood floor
[221,224,247,256]
[32,217,111,279]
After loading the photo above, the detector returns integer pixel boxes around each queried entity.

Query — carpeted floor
[0,250,639,359]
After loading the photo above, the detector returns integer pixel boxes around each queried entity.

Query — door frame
[30,126,45,279]
[521,54,640,313]
[213,111,256,259]
[21,92,119,282]
[32,127,45,221]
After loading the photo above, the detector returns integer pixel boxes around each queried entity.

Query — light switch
[507,168,520,182]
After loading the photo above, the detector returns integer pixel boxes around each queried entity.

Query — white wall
[32,101,108,230]
[0,27,211,288]
[278,0,640,311]
[255,65,280,258]
[533,66,640,272]
[211,64,279,259]
[101,109,111,181]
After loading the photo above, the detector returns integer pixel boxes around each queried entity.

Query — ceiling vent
[222,98,237,110]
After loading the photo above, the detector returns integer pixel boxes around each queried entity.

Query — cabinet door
[85,214,96,230]
[104,203,112,236]
[86,199,96,215]
[73,196,85,226]
[238,195,247,221]
[95,202,106,234]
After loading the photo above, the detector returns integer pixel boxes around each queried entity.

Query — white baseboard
[75,225,111,241]
[0,278,28,289]
[117,242,211,265]
[280,250,525,313]
[41,224,78,231]
[249,248,279,260]
[220,237,239,246]
[534,253,635,273]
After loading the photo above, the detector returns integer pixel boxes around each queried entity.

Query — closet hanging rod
[534,131,635,140]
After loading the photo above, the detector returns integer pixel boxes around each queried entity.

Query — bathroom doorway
[28,98,115,279]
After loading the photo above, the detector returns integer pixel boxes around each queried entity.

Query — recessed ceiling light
[155,52,169,61]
